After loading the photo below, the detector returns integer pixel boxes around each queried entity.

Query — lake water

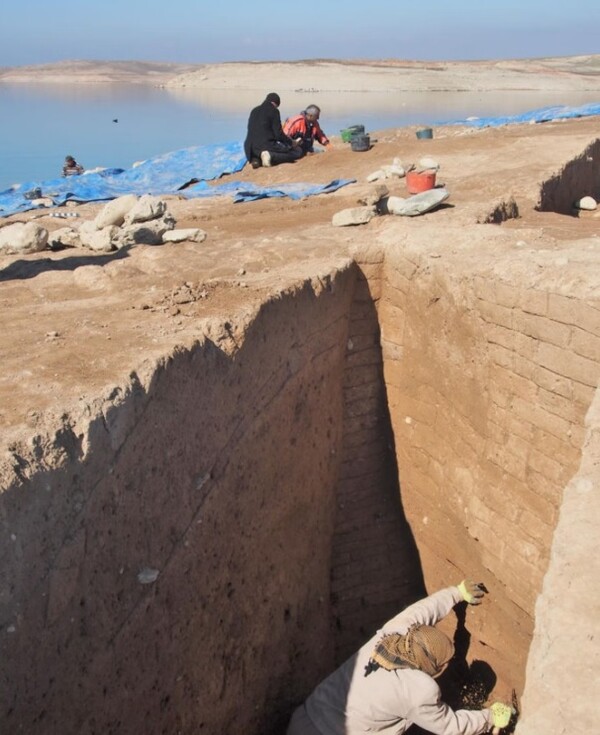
[0,83,598,191]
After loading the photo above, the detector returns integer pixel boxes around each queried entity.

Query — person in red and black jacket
[283,105,330,155]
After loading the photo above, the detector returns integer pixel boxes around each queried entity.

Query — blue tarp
[183,178,356,202]
[0,141,247,217]
[0,140,353,217]
[2,100,599,217]
[447,101,600,128]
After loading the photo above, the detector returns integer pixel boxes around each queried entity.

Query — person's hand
[458,579,486,605]
[490,702,515,729]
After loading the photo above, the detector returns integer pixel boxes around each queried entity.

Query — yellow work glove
[458,579,485,605]
[490,702,515,729]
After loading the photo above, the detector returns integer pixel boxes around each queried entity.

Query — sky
[1,0,598,67]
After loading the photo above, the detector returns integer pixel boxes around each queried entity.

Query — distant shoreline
[1,56,599,93]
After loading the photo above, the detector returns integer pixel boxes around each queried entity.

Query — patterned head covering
[365,624,454,678]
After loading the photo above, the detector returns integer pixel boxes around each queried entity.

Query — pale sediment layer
[1,55,600,92]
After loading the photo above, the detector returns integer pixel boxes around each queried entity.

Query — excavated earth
[1,116,599,734]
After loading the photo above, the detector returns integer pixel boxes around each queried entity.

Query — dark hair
[265,92,281,107]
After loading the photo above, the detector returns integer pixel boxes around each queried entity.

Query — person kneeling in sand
[62,155,84,177]
[283,105,330,155]
[244,92,303,169]
[286,580,514,735]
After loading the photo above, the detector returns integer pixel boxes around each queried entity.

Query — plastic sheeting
[0,140,354,217]
[183,178,356,202]
[2,100,598,217]
[447,101,600,128]
[0,141,247,217]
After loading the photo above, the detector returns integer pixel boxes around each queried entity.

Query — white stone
[385,196,407,214]
[382,164,406,178]
[368,160,406,182]
[416,156,440,172]
[0,222,48,254]
[162,228,207,243]
[79,221,118,252]
[358,185,389,206]
[116,215,175,247]
[94,194,139,228]
[387,188,450,217]
[49,226,81,249]
[332,206,376,227]
[576,196,597,211]
[137,568,160,584]
[124,195,168,224]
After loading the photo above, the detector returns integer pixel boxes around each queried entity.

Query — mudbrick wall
[330,247,425,664]
[0,267,358,735]
[361,235,600,702]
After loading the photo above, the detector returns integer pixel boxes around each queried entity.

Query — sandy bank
[1,55,599,93]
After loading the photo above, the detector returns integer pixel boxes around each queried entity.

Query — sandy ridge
[1,55,599,92]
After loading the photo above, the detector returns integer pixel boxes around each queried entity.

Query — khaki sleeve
[381,587,463,634]
[406,675,492,735]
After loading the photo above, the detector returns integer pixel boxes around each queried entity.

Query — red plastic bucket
[406,170,436,194]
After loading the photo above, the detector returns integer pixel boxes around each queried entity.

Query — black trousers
[251,140,303,165]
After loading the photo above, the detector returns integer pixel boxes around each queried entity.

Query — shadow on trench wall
[0,270,359,735]
[536,138,600,215]
[330,267,426,664]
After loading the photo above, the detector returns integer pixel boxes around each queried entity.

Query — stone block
[0,221,48,254]
[536,342,599,387]
[94,194,138,228]
[162,228,208,243]
[332,206,376,227]
[116,215,175,247]
[513,311,572,348]
[124,194,168,224]
[79,221,117,252]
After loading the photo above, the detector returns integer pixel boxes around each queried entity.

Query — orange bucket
[406,170,436,194]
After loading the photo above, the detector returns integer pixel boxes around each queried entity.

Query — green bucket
[340,124,365,143]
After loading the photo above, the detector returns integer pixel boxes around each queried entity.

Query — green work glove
[458,579,485,605]
[490,702,514,729]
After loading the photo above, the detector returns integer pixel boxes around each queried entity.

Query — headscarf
[265,92,281,107]
[364,624,454,678]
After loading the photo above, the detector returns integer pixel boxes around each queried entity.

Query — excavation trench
[1,243,596,734]
[536,138,600,215]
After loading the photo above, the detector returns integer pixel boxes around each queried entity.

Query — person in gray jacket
[287,581,514,735]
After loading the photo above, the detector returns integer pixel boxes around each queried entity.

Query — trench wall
[515,390,600,734]
[368,242,599,692]
[537,139,600,214]
[330,252,425,664]
[0,267,358,735]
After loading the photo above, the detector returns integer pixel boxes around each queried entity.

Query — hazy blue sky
[1,0,598,66]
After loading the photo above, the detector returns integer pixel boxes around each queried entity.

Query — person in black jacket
[244,92,302,168]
